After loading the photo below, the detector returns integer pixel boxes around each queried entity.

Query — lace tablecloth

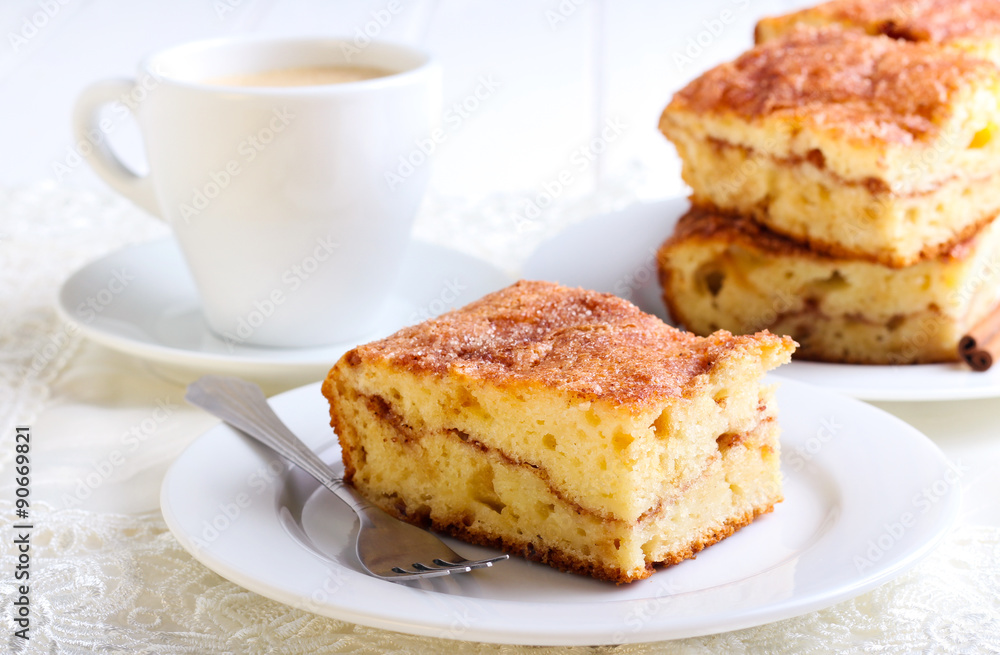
[2,182,999,653]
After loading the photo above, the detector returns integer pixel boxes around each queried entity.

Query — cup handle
[72,79,161,218]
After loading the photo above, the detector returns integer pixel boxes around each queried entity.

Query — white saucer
[161,377,959,646]
[522,198,1000,402]
[58,237,512,379]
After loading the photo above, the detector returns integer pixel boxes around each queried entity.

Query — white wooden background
[0,0,812,205]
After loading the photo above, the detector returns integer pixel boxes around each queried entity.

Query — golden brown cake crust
[666,28,994,144]
[666,205,984,263]
[339,280,793,408]
[757,0,1000,44]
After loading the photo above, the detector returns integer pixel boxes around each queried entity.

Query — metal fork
[185,375,508,581]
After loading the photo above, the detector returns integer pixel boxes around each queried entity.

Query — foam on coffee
[207,65,392,87]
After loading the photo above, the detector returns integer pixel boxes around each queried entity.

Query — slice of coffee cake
[658,206,1000,364]
[659,28,1000,267]
[322,280,795,583]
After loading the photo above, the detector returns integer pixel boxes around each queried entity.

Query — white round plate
[522,198,1000,401]
[58,237,511,379]
[161,378,959,646]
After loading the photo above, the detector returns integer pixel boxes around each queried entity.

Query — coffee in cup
[73,38,439,348]
[205,64,393,88]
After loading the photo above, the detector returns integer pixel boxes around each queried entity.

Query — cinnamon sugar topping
[341,281,792,406]
[669,28,995,144]
[760,0,1000,44]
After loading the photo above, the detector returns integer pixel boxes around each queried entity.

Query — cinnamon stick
[958,305,1000,371]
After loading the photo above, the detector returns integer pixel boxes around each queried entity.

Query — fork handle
[184,375,373,517]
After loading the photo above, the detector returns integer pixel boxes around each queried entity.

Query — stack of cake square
[657,1,1000,364]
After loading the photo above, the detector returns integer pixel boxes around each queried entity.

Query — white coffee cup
[73,37,439,348]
